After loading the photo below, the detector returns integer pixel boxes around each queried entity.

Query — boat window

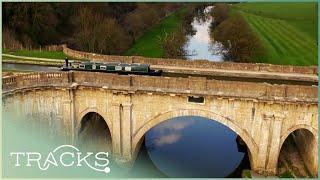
[79,64,85,69]
[100,66,106,70]
[115,66,122,71]
[125,67,132,71]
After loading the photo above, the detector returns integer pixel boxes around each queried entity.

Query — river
[184,6,225,61]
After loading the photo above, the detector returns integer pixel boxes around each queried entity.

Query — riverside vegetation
[3,3,182,55]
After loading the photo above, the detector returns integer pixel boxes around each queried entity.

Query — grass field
[124,7,188,58]
[232,2,317,65]
[4,49,68,59]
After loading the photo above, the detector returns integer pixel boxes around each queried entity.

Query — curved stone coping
[62,45,318,75]
[2,72,317,103]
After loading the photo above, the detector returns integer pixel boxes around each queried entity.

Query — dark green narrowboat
[61,58,162,76]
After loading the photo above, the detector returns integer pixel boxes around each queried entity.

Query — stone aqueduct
[2,48,318,176]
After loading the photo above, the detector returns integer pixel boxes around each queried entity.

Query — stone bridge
[2,66,318,176]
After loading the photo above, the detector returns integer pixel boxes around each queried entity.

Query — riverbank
[124,7,189,58]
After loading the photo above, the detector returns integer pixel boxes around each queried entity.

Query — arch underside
[132,109,258,166]
[78,110,112,153]
[277,125,318,177]
[280,124,317,149]
[77,107,112,137]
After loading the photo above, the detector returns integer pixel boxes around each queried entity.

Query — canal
[2,62,59,72]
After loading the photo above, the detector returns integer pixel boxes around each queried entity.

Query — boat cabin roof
[79,61,149,68]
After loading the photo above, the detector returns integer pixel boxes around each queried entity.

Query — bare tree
[157,28,188,59]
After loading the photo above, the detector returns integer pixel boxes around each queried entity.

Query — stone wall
[3,71,318,103]
[2,72,69,91]
[62,45,318,75]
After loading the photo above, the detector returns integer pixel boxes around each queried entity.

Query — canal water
[2,62,59,72]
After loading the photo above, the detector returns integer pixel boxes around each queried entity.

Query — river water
[184,6,224,61]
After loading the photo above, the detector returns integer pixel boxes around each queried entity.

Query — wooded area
[3,3,182,55]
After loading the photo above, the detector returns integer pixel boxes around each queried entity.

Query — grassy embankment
[2,49,70,65]
[2,48,88,69]
[3,49,67,59]
[2,49,73,73]
[124,7,188,58]
[232,2,317,65]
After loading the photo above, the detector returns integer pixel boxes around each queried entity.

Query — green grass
[241,169,252,178]
[233,2,317,40]
[4,49,68,59]
[232,2,317,66]
[279,171,294,178]
[124,7,188,58]
[2,56,63,66]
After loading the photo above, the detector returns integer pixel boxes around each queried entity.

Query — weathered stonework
[2,71,318,176]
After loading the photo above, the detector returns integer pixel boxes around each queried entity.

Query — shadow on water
[121,134,250,178]
[129,137,167,177]
[128,135,251,178]
[226,137,251,178]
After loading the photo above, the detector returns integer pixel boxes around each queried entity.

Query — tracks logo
[9,145,111,174]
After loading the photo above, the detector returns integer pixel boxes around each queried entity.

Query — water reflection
[145,116,247,177]
[184,6,224,61]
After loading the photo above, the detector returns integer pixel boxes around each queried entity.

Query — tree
[213,14,265,62]
[97,18,131,54]
[73,6,130,54]
[123,11,146,42]
[3,3,62,47]
[157,27,188,59]
[211,3,229,28]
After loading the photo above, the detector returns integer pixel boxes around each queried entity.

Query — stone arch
[78,110,113,152]
[279,124,317,149]
[132,108,259,168]
[77,107,112,136]
[277,124,318,176]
